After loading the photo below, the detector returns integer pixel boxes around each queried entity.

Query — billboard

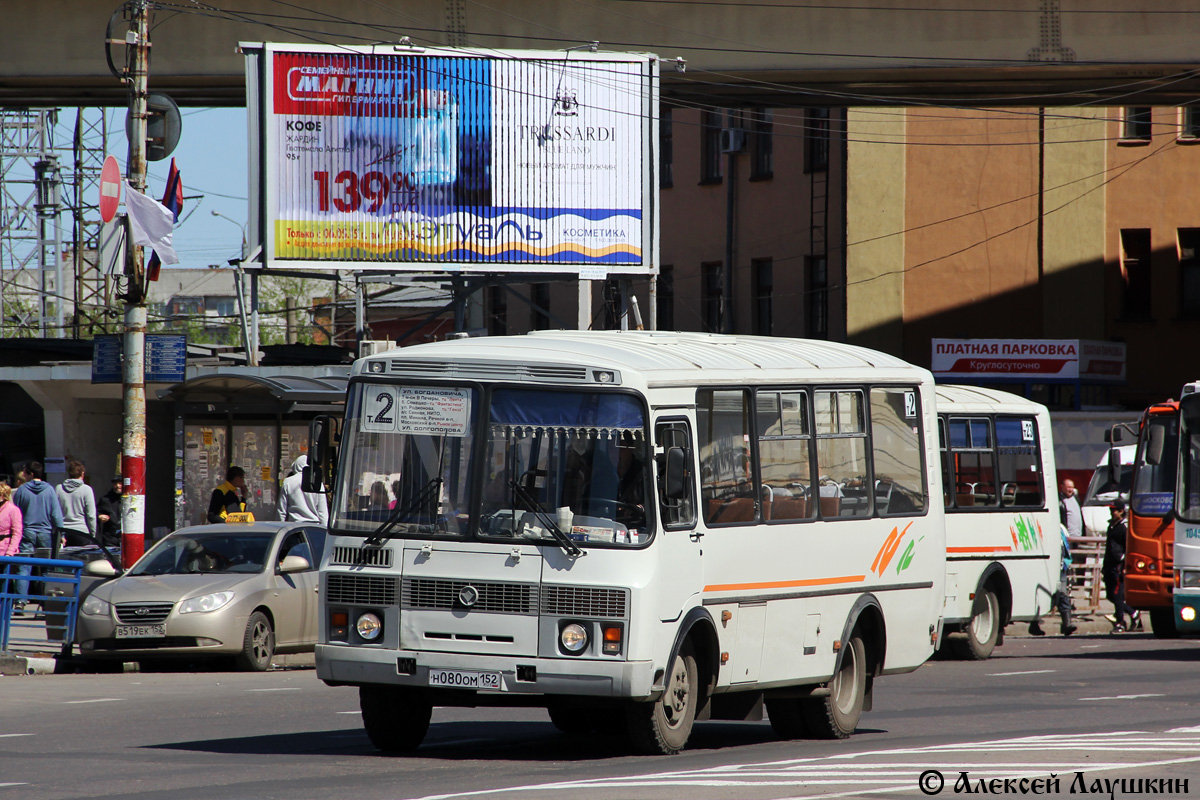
[244,43,659,275]
[931,338,1126,382]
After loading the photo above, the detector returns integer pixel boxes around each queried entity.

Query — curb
[0,654,58,676]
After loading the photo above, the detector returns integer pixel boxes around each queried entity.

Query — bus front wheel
[954,588,1000,660]
[627,642,699,755]
[804,631,866,739]
[360,686,432,753]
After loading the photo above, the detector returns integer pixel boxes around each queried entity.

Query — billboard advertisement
[931,338,1126,382]
[245,43,658,275]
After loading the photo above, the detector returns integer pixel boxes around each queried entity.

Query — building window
[657,264,675,330]
[1180,106,1200,140]
[1120,228,1152,320]
[1122,107,1153,141]
[701,110,723,184]
[703,261,723,333]
[531,282,550,330]
[1180,229,1200,317]
[753,258,773,335]
[807,255,828,339]
[488,285,507,336]
[750,109,773,180]
[660,107,674,189]
[805,107,830,173]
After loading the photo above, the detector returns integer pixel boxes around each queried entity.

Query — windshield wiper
[366,477,443,546]
[508,479,583,558]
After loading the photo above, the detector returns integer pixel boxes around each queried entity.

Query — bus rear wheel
[804,631,866,739]
[765,696,809,739]
[626,642,698,755]
[954,588,1000,660]
[359,686,432,753]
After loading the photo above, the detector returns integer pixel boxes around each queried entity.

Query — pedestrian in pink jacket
[0,482,23,557]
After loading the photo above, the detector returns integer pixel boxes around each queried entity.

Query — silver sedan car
[76,522,325,671]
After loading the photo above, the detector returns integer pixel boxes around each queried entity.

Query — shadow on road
[144,718,883,760]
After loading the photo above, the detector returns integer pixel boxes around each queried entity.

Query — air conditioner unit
[358,339,398,358]
[720,128,746,153]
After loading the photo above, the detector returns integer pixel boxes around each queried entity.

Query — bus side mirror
[1147,423,1165,467]
[1107,447,1120,478]
[304,414,336,493]
[1105,428,1118,444]
[664,447,689,500]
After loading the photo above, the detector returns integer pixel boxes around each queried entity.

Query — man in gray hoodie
[12,461,64,602]
[277,454,328,526]
[57,460,98,547]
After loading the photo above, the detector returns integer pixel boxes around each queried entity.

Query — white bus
[310,331,946,754]
[935,385,1060,658]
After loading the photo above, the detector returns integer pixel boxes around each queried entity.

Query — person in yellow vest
[207,466,246,523]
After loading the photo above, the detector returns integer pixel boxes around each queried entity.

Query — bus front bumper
[315,643,658,701]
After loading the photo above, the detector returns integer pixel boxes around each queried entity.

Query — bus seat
[771,497,808,520]
[819,496,841,517]
[955,492,976,507]
[707,497,756,524]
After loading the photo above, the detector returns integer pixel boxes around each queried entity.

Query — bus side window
[697,390,757,525]
[655,420,696,529]
[995,417,1044,507]
[756,390,813,521]
[869,387,927,516]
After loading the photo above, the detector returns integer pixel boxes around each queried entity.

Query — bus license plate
[428,669,501,690]
[115,624,166,638]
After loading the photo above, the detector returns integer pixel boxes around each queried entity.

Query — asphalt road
[2,632,1199,800]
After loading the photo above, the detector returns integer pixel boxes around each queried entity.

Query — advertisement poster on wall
[245,43,658,275]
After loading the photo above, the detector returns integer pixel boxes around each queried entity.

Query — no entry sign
[99,155,121,223]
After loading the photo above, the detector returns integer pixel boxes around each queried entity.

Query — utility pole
[121,0,150,569]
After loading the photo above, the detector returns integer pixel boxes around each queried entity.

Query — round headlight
[560,622,588,653]
[356,612,383,641]
[1183,606,1197,623]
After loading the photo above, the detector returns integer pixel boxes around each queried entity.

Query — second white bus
[935,385,1061,658]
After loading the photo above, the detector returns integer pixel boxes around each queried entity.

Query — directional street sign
[99,155,121,223]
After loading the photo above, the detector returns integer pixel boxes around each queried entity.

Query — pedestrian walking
[276,455,328,526]
[0,481,23,557]
[207,466,247,523]
[1102,498,1141,632]
[1052,477,1083,636]
[96,476,123,549]
[11,461,64,606]
[57,460,98,547]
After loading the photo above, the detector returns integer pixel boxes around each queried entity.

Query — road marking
[246,687,301,692]
[0,784,29,788]
[1081,644,1102,648]
[986,669,1055,676]
[1170,725,1200,733]
[63,698,122,704]
[404,731,1200,800]
[0,734,33,738]
[1079,693,1166,701]
[337,710,360,715]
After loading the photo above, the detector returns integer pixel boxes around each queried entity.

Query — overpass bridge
[4,0,1200,108]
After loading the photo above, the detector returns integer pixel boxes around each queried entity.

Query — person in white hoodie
[277,454,328,526]
[57,460,97,547]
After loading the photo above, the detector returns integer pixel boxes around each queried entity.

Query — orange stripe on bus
[946,546,1014,553]
[703,575,866,593]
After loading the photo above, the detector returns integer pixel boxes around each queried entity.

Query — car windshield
[129,531,274,576]
[1132,416,1179,517]
[1082,462,1133,506]
[478,389,652,548]
[333,383,477,536]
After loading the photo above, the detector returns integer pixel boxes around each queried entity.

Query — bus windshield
[333,383,478,536]
[478,389,652,547]
[1132,414,1179,518]
[333,383,652,547]
[1179,395,1200,522]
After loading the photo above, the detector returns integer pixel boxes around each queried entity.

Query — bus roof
[934,384,1051,416]
[353,331,931,387]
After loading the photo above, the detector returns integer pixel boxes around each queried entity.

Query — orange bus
[1120,401,1181,638]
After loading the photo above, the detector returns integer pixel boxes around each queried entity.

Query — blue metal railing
[0,555,84,654]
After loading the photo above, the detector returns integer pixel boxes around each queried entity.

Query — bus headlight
[1182,570,1200,589]
[356,612,383,641]
[560,622,588,654]
[1182,606,1197,623]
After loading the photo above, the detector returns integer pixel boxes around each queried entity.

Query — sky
[99,106,250,269]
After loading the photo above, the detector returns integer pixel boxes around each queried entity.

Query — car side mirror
[85,560,118,578]
[664,446,689,500]
[279,554,311,573]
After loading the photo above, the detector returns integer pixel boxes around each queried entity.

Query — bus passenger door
[654,417,704,620]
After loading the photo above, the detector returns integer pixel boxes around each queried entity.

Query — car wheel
[236,611,275,672]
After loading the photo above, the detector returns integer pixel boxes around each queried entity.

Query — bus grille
[541,586,628,618]
[326,574,399,606]
[115,602,175,624]
[402,578,538,615]
[329,545,393,568]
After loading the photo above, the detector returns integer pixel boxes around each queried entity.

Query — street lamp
[210,209,257,365]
